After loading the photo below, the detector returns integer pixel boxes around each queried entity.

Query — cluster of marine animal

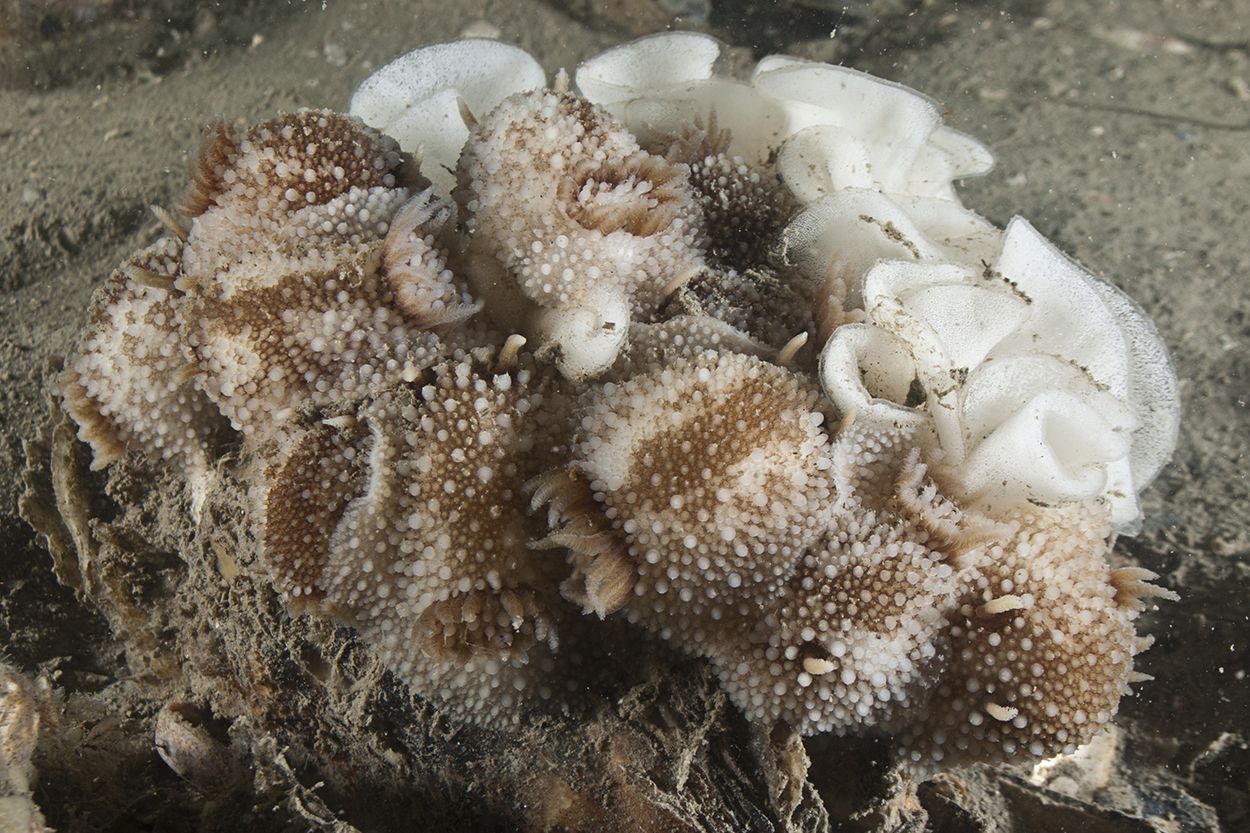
[61,33,1179,769]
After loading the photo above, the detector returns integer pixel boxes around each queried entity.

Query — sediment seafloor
[1,1,1248,831]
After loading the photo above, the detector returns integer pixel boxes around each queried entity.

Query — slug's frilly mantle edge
[58,32,1180,772]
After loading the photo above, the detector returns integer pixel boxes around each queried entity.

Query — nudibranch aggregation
[61,32,1180,769]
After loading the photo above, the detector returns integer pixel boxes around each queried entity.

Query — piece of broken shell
[154,702,237,795]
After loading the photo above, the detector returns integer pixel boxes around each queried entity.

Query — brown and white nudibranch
[61,237,230,509]
[260,349,574,722]
[534,350,834,617]
[455,87,704,381]
[59,33,1181,771]
[175,110,472,440]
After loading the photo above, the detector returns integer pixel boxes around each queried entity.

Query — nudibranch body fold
[60,32,1181,771]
